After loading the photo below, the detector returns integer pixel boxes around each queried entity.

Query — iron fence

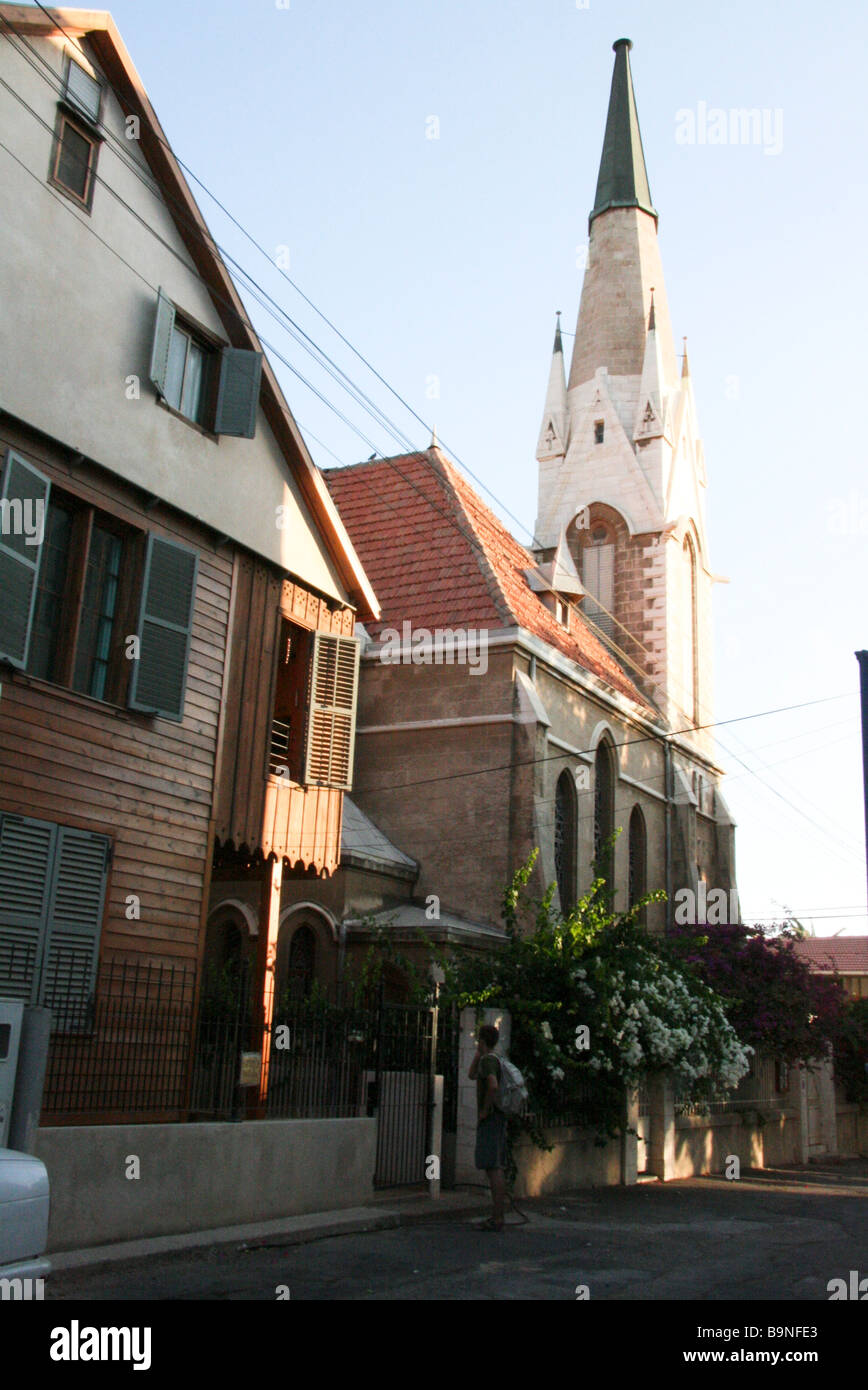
[674,1053,787,1116]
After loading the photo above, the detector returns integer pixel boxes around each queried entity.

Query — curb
[47,1195,494,1273]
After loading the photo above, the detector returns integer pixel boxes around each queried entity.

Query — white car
[0,1148,50,1284]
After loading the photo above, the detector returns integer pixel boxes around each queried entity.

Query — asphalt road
[48,1160,868,1302]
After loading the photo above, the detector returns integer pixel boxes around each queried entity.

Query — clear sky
[87,0,868,933]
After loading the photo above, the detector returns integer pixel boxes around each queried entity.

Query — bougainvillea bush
[438,852,752,1145]
[667,922,846,1065]
[831,997,868,1103]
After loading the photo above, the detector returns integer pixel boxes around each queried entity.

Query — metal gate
[372,1001,436,1187]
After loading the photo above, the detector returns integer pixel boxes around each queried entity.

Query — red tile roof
[789,936,868,974]
[323,449,650,708]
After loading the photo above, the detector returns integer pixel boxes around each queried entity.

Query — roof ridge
[425,449,516,631]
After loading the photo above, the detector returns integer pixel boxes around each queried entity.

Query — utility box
[0,1000,24,1148]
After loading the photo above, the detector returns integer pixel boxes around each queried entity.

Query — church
[275,37,739,992]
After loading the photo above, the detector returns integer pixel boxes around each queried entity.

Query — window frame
[22,484,141,705]
[49,102,101,212]
[149,288,263,439]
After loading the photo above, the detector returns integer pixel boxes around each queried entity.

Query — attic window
[594,421,605,444]
[64,56,102,125]
[149,288,263,438]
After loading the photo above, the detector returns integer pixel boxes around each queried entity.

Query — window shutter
[214,348,262,438]
[0,450,51,668]
[128,535,198,721]
[65,59,101,123]
[303,634,360,790]
[38,827,109,1018]
[582,543,615,638]
[149,288,176,399]
[0,815,55,1004]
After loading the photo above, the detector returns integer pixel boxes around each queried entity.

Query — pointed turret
[633,288,666,441]
[536,312,568,463]
[590,39,657,228]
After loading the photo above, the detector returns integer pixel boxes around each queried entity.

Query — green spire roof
[590,39,657,227]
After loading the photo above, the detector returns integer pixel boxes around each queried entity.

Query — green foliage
[439,848,751,1148]
[834,996,868,1104]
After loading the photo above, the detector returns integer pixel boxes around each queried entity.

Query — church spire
[590,39,657,229]
[568,40,676,390]
[536,312,567,464]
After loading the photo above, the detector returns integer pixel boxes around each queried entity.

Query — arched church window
[628,805,647,923]
[593,739,616,893]
[287,925,316,1001]
[684,535,699,727]
[554,770,577,913]
[582,525,615,638]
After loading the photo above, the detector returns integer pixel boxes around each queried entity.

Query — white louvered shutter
[303,634,361,790]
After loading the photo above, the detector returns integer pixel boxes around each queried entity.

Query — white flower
[541,1021,553,1040]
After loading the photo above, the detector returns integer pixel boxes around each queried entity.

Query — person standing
[468,1023,507,1230]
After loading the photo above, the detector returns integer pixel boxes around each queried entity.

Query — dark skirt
[475,1111,508,1170]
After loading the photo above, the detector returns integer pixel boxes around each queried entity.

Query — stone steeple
[534,39,715,748]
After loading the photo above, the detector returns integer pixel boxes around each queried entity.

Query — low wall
[672,1108,803,1179]
[36,1118,376,1252]
[513,1127,622,1196]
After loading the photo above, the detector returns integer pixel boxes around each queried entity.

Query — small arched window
[582,525,615,638]
[554,769,577,913]
[628,805,647,922]
[593,739,616,893]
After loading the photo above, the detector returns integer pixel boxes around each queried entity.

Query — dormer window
[594,420,605,444]
[556,599,570,629]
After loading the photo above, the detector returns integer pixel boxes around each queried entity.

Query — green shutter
[214,348,262,438]
[0,815,55,1004]
[128,535,198,721]
[303,634,360,790]
[39,827,108,1018]
[0,450,51,668]
[149,288,176,398]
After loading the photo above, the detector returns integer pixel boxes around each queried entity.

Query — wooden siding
[0,418,230,967]
[214,560,352,871]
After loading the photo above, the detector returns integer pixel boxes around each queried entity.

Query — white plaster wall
[0,32,347,603]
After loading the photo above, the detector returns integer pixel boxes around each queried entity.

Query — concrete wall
[36,1119,376,1252]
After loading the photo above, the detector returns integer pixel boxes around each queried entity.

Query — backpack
[495,1057,528,1117]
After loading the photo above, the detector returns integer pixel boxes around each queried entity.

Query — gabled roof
[789,936,868,975]
[0,4,378,619]
[324,448,650,709]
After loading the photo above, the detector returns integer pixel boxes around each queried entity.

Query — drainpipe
[664,738,673,932]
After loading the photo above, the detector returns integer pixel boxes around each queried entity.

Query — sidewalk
[47,1187,494,1273]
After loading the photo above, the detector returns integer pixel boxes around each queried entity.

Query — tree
[667,922,846,1065]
